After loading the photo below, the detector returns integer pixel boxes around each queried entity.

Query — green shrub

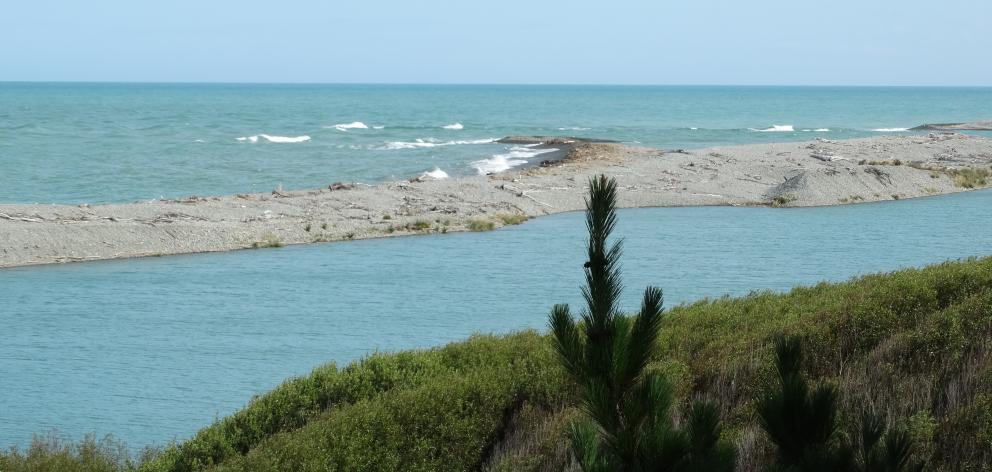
[950,168,990,188]
[496,214,529,226]
[9,257,992,471]
[407,220,431,231]
[0,434,153,472]
[141,332,567,472]
[467,219,496,232]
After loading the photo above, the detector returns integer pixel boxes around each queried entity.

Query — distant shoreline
[2,133,991,269]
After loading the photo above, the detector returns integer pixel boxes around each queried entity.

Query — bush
[467,219,496,232]
[8,257,992,471]
[0,434,153,472]
[496,214,529,226]
[950,168,990,188]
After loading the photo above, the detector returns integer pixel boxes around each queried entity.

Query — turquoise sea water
[1,83,991,203]
[2,189,992,449]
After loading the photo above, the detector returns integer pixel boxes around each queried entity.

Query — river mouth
[3,188,992,450]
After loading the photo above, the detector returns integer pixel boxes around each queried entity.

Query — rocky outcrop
[911,121,992,131]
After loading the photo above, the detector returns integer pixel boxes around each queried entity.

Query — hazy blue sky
[2,0,989,85]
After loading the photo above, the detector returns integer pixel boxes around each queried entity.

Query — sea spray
[237,134,311,143]
[471,145,558,174]
[329,122,370,131]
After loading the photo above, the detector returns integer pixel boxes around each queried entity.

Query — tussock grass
[407,220,431,231]
[950,168,990,189]
[769,194,797,207]
[907,163,991,189]
[467,219,496,232]
[859,159,903,166]
[495,214,529,226]
[250,234,283,249]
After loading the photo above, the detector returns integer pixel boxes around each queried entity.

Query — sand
[2,133,991,269]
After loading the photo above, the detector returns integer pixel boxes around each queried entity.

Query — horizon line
[2,80,991,88]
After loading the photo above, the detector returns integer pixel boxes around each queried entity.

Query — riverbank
[5,256,990,470]
[2,133,991,268]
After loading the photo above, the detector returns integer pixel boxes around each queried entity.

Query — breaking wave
[442,123,464,130]
[237,134,311,143]
[328,122,369,131]
[419,167,450,180]
[380,138,495,150]
[873,127,909,132]
[749,125,795,132]
[471,145,558,175]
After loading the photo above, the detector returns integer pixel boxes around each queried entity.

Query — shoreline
[2,133,991,269]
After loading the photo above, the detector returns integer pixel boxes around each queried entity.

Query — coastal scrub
[5,258,992,471]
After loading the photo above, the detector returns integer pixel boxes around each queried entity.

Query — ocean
[2,83,991,203]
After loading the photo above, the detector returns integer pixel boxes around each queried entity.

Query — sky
[2,0,990,86]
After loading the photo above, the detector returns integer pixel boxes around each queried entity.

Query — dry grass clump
[949,168,990,189]
[467,219,497,232]
[496,214,529,226]
[251,233,283,249]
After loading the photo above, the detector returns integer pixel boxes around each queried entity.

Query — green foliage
[758,335,851,471]
[496,213,529,226]
[770,194,797,207]
[758,336,926,472]
[7,255,992,471]
[854,412,925,472]
[550,175,734,471]
[139,332,567,472]
[0,434,154,472]
[408,220,431,231]
[467,218,496,232]
[950,168,990,188]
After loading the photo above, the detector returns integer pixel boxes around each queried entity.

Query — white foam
[419,167,450,180]
[471,146,558,175]
[372,125,385,130]
[328,122,369,131]
[750,125,795,132]
[261,134,310,143]
[381,138,495,150]
[557,127,591,131]
[873,127,909,132]
[442,123,464,130]
[801,128,831,132]
[237,134,310,143]
[689,127,699,130]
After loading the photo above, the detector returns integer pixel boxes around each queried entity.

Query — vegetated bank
[3,256,990,471]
